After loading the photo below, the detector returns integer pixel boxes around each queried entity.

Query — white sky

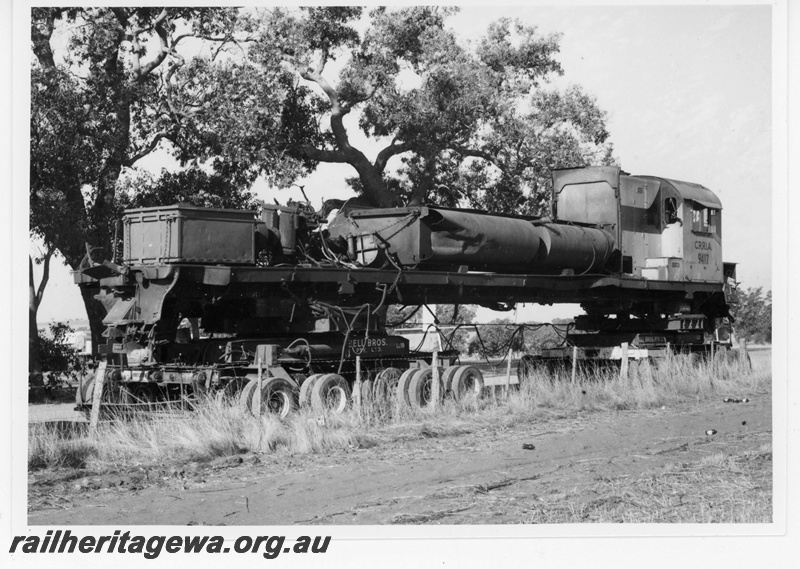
[32,3,775,324]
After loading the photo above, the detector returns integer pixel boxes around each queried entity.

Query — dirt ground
[28,358,772,525]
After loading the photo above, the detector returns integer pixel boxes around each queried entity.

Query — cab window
[664,197,680,225]
[691,204,719,235]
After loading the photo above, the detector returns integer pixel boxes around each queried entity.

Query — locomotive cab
[552,166,723,283]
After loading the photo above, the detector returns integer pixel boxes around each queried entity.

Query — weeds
[29,353,769,473]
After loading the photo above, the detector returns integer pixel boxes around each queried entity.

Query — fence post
[355,355,363,416]
[89,360,108,435]
[570,346,578,384]
[620,342,629,380]
[252,356,263,414]
[431,347,440,410]
[739,338,749,366]
[505,347,513,392]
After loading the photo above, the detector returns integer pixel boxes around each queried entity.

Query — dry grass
[28,353,769,472]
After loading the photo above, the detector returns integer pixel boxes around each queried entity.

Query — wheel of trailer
[121,384,159,407]
[310,374,351,414]
[240,377,298,418]
[395,368,419,407]
[77,375,117,405]
[299,373,325,409]
[191,371,209,399]
[355,379,374,407]
[449,366,485,402]
[78,376,95,405]
[220,377,249,402]
[374,367,402,403]
[408,367,445,409]
[441,366,460,396]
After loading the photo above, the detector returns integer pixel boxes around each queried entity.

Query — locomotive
[74,165,736,416]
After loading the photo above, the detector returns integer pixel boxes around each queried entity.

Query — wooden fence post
[89,360,108,435]
[620,342,629,380]
[570,346,578,384]
[355,355,363,416]
[253,357,263,414]
[431,348,440,410]
[506,347,513,392]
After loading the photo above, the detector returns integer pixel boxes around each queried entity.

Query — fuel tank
[327,206,616,274]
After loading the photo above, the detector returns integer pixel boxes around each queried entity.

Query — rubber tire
[121,384,158,405]
[191,371,208,398]
[78,375,115,405]
[450,365,485,401]
[374,367,402,403]
[238,379,259,411]
[408,367,445,409]
[355,379,374,407]
[221,377,249,401]
[310,373,351,414]
[78,376,95,405]
[299,373,324,409]
[395,368,419,407]
[241,377,299,417]
[441,366,460,395]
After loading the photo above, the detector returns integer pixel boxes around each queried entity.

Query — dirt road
[29,389,771,525]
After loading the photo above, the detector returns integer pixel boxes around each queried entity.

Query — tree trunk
[29,251,53,380]
[29,271,42,380]
[80,286,111,357]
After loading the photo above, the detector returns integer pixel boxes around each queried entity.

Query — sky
[30,3,776,325]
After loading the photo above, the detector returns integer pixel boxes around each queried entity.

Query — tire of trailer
[120,384,159,406]
[310,373,351,414]
[374,367,402,403]
[441,366,460,395]
[77,376,115,405]
[395,368,419,407]
[299,373,324,408]
[408,367,445,409]
[191,372,208,398]
[78,376,95,405]
[449,365,484,401]
[220,377,249,401]
[241,376,299,417]
[357,379,374,407]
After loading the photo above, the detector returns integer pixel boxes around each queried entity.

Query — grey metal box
[123,205,256,265]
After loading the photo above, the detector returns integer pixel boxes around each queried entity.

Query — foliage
[32,323,89,386]
[205,7,615,213]
[729,287,771,344]
[467,318,525,358]
[116,168,259,212]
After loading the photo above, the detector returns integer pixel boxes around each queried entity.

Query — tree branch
[124,131,175,167]
[450,144,504,169]
[33,246,55,310]
[375,141,416,172]
[301,146,350,163]
[136,10,170,82]
[31,8,59,69]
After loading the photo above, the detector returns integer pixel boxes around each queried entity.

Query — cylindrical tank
[328,206,616,274]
